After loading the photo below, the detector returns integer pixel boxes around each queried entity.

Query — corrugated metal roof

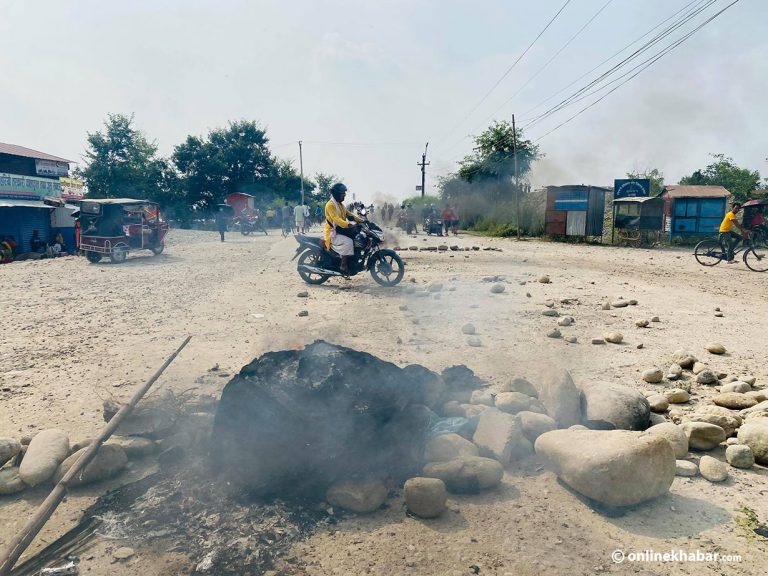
[0,198,55,209]
[0,142,73,163]
[663,185,730,198]
[81,198,155,204]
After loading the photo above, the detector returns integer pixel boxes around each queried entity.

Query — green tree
[679,154,761,201]
[313,172,340,199]
[80,113,168,201]
[626,168,664,196]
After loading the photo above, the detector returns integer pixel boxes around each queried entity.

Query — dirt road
[1,227,766,575]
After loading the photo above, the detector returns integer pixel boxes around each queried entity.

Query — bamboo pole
[0,336,192,576]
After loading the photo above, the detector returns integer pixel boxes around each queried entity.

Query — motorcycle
[423,216,444,236]
[236,215,268,235]
[292,220,405,286]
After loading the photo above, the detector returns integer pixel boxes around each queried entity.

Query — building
[0,142,83,254]
[659,185,731,237]
[225,192,256,215]
[544,185,610,238]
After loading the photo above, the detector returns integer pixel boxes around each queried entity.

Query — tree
[626,168,664,196]
[457,120,542,185]
[80,113,169,201]
[679,154,761,201]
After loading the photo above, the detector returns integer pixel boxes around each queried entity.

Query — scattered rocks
[0,438,21,468]
[705,342,726,355]
[643,423,688,458]
[642,368,664,384]
[580,382,651,431]
[533,369,581,427]
[725,444,754,469]
[647,394,669,413]
[698,455,728,482]
[635,320,649,328]
[696,370,718,385]
[737,420,768,464]
[611,300,629,308]
[538,275,550,284]
[720,381,751,394]
[671,350,697,370]
[535,429,675,507]
[53,444,128,487]
[664,388,690,404]
[424,434,479,462]
[681,422,726,451]
[461,323,476,335]
[517,411,557,443]
[18,429,70,487]
[603,332,623,344]
[546,329,562,339]
[467,337,482,347]
[404,477,447,518]
[676,460,698,477]
[712,393,758,410]
[557,317,573,326]
[422,456,503,493]
[472,408,533,464]
[326,480,387,513]
[0,467,25,495]
[490,283,505,294]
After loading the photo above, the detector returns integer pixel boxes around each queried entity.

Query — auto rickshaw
[78,198,169,263]
[742,198,768,246]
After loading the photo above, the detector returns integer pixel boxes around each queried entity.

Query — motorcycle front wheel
[369,249,405,286]
[297,250,330,285]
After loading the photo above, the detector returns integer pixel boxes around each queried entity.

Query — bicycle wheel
[744,244,768,272]
[694,239,724,266]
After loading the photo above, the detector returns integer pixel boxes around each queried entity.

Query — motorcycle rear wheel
[297,250,330,285]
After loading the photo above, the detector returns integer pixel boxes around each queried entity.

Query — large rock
[725,444,754,469]
[212,341,441,495]
[0,438,21,468]
[422,457,503,493]
[473,408,533,464]
[533,369,581,427]
[404,477,447,518]
[671,350,697,369]
[684,412,740,437]
[494,392,545,415]
[534,429,675,507]
[53,444,128,487]
[517,411,557,443]
[737,420,768,465]
[579,382,650,431]
[642,423,688,458]
[698,456,728,482]
[642,368,663,384]
[18,429,70,487]
[326,480,387,513]
[712,393,758,410]
[0,467,26,495]
[424,434,478,462]
[681,422,726,451]
[500,377,538,398]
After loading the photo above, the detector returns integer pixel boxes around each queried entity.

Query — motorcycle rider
[325,182,364,276]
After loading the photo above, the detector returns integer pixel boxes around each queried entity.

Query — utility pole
[298,140,305,205]
[418,142,430,198]
[512,114,520,241]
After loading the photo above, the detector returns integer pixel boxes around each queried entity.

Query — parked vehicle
[291,220,404,286]
[236,214,268,235]
[78,199,169,263]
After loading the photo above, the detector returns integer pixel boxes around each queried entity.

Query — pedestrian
[215,206,229,242]
[281,204,293,237]
[294,203,306,234]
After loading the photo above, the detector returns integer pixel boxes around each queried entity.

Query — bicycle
[694,235,768,272]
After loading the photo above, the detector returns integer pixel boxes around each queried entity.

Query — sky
[1,0,765,203]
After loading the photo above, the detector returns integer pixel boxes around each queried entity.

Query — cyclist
[719,202,747,263]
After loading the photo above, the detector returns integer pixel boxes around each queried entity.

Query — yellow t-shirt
[719,211,737,233]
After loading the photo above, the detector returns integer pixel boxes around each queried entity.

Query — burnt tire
[85,251,102,263]
[297,250,330,285]
[369,250,404,287]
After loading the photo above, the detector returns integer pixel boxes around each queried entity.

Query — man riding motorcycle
[325,182,364,276]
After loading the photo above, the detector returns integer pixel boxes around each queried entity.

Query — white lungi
[331,233,354,256]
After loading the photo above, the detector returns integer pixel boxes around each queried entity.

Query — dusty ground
[1,225,767,575]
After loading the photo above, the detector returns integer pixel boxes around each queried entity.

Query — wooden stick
[0,336,192,576]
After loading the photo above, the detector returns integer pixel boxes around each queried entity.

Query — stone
[647,394,669,413]
[705,342,726,355]
[725,437,740,446]
[725,444,754,469]
[113,547,135,560]
[685,413,740,437]
[628,299,638,305]
[675,460,698,477]
[546,329,562,339]
[668,364,683,378]
[642,368,664,384]
[737,420,768,464]
[297,310,309,317]
[651,316,660,322]
[473,408,533,464]
[611,300,629,308]
[326,480,387,513]
[603,332,623,344]
[649,412,667,426]
[501,377,538,398]
[0,438,21,468]
[458,403,487,418]
[564,336,578,343]
[635,320,649,328]
[533,370,581,427]
[534,429,675,507]
[467,336,482,347]
[0,467,26,495]
[18,429,70,487]
[469,389,495,407]
[557,317,573,327]
[720,382,751,394]
[601,302,611,310]
[671,350,697,370]
[461,323,476,335]
[664,389,690,404]
[714,312,724,317]
[404,477,447,518]
[490,284,505,294]
[580,381,650,431]
[696,370,718,385]
[741,375,757,385]
[538,275,550,284]
[591,338,605,345]
[642,423,688,458]
[692,362,707,375]
[108,437,158,459]
[712,393,757,410]
[422,456,503,493]
[517,411,557,443]
[542,309,560,317]
[745,390,768,403]
[494,392,545,415]
[297,291,309,298]
[424,434,479,462]
[53,444,128,487]
[698,455,728,482]
[681,422,726,451]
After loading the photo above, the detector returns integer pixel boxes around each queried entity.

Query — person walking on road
[281,204,293,237]
[215,206,229,242]
[294,203,306,234]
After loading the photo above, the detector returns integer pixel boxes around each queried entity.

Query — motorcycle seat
[297,233,323,244]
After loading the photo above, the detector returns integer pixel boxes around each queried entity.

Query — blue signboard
[614,178,650,199]
[554,190,588,211]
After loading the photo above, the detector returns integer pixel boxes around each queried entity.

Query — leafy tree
[80,113,168,201]
[626,168,664,196]
[313,172,340,198]
[679,154,761,201]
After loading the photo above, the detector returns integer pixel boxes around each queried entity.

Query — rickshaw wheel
[151,243,165,255]
[111,245,128,263]
[85,251,102,263]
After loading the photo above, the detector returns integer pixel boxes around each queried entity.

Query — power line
[532,0,741,142]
